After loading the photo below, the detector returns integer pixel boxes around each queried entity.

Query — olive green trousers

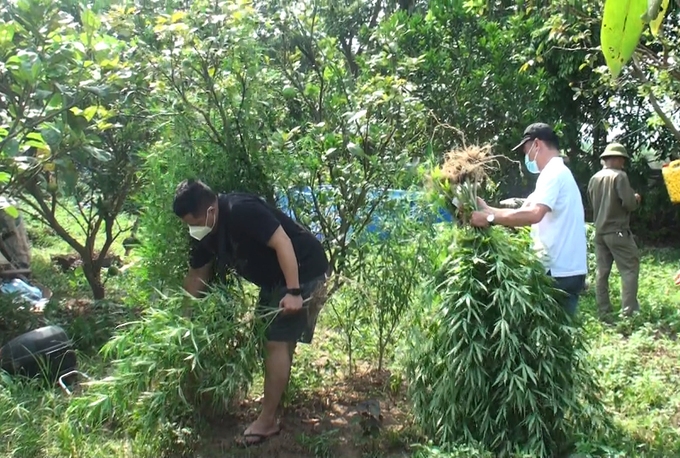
[595,230,640,316]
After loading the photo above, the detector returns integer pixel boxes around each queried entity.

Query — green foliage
[648,0,671,37]
[0,373,60,458]
[138,1,276,198]
[64,285,263,457]
[130,0,284,285]
[411,443,494,457]
[268,6,429,284]
[46,300,139,353]
[392,5,554,161]
[4,207,680,458]
[0,355,145,458]
[0,293,41,344]
[327,198,438,373]
[601,0,671,78]
[4,0,680,456]
[514,0,680,240]
[405,221,607,456]
[363,198,439,370]
[0,0,153,298]
[0,285,135,357]
[601,0,649,79]
[582,324,680,456]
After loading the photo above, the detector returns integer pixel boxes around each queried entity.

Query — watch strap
[286,288,303,296]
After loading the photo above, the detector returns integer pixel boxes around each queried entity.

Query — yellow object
[662,159,680,203]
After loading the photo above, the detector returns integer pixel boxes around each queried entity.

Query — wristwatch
[486,214,496,225]
[286,288,302,296]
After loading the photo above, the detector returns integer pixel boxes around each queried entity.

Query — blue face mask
[524,143,540,174]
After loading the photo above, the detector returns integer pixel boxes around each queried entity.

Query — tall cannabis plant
[405,145,607,457]
[65,284,264,457]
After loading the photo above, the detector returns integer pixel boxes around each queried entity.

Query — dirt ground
[197,370,417,458]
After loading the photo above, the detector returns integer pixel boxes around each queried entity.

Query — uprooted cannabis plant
[64,283,265,457]
[405,145,608,457]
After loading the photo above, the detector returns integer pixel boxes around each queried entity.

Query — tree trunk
[592,105,606,163]
[82,260,105,300]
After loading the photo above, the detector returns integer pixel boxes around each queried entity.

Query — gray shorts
[257,274,328,344]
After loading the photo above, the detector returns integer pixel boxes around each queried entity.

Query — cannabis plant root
[427,144,502,223]
[406,143,609,457]
[439,144,495,184]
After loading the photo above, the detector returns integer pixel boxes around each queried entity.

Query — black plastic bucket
[0,325,77,385]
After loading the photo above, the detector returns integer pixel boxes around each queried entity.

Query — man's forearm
[183,276,207,298]
[182,264,212,298]
[275,242,300,289]
[490,207,538,227]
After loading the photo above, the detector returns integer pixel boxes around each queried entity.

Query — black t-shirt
[188,192,329,289]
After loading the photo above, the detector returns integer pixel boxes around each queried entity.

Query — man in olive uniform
[587,142,641,318]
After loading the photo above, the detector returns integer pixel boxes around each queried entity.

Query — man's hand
[635,193,641,203]
[182,263,213,298]
[674,269,680,286]
[280,293,304,314]
[470,211,491,228]
[471,198,492,227]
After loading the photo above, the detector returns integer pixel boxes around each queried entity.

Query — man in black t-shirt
[172,179,329,447]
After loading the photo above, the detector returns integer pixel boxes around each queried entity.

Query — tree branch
[56,198,88,236]
[279,27,322,120]
[0,96,80,153]
[20,187,86,256]
[636,44,680,81]
[631,56,680,143]
[151,56,226,150]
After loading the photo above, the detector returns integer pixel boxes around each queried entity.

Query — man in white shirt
[470,123,588,315]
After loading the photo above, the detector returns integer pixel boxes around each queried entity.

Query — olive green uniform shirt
[587,168,638,234]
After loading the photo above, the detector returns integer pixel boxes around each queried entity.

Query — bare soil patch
[197,369,417,458]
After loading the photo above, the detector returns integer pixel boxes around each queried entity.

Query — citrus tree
[264,0,430,293]
[0,0,153,299]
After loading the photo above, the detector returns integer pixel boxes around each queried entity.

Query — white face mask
[188,207,215,241]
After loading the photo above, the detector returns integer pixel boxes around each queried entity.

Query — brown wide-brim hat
[600,142,629,159]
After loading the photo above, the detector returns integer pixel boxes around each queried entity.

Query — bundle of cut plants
[64,283,264,458]
[405,144,608,457]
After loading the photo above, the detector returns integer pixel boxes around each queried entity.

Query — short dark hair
[172,179,216,218]
[540,135,560,151]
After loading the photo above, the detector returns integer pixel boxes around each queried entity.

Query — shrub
[0,293,41,344]
[362,196,440,371]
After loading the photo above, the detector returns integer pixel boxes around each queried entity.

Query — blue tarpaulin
[275,186,453,242]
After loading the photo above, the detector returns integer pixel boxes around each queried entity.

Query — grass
[24,203,135,257]
[1,213,680,457]
[573,247,680,457]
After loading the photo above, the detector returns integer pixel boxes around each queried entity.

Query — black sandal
[235,427,282,448]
